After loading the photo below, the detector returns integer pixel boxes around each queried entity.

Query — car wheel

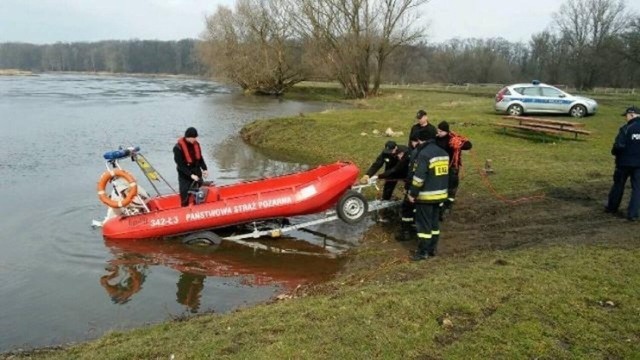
[507,104,523,116]
[570,105,587,118]
[337,190,368,224]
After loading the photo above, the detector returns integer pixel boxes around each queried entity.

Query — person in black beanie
[435,120,472,220]
[174,127,209,207]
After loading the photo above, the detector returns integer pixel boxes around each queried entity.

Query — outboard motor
[195,187,208,205]
[188,182,209,205]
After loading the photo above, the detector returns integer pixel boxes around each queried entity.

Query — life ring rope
[97,169,139,208]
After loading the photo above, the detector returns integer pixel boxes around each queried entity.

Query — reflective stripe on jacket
[408,140,450,204]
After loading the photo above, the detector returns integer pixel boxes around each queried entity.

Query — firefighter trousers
[607,166,640,219]
[381,180,398,201]
[415,202,441,256]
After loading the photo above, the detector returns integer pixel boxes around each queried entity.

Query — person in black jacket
[435,121,473,220]
[396,134,421,241]
[174,127,209,207]
[377,144,410,187]
[360,140,409,200]
[408,109,437,150]
[407,126,449,261]
[605,106,640,221]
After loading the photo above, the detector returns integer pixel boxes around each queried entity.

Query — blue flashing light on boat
[103,147,140,160]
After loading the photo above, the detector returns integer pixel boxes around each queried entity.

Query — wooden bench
[493,116,592,139]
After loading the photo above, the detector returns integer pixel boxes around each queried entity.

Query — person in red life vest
[435,121,472,220]
[174,127,209,207]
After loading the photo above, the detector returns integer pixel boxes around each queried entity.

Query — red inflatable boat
[95,153,365,241]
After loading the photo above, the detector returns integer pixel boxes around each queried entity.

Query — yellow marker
[136,155,159,181]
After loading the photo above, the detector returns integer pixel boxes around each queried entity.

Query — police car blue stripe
[513,97,572,105]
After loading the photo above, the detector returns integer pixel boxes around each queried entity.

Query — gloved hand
[370,175,379,182]
[359,175,370,184]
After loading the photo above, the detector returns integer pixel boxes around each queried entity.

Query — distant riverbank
[0,68,210,79]
[0,69,34,76]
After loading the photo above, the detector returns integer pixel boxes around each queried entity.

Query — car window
[513,87,525,95]
[521,87,541,96]
[541,87,563,97]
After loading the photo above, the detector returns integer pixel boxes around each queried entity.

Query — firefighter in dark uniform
[435,121,473,220]
[397,134,421,241]
[407,126,449,260]
[408,109,437,150]
[376,144,410,188]
[605,106,640,221]
[174,127,209,207]
[360,141,407,200]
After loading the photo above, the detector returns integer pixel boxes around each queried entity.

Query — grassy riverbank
[10,85,640,359]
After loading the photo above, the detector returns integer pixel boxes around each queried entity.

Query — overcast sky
[1,0,638,44]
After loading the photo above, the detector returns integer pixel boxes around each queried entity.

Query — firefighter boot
[411,239,429,261]
[395,225,414,242]
[426,235,440,257]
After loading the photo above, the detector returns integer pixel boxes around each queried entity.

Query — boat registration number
[150,216,179,227]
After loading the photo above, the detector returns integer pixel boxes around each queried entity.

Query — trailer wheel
[181,231,223,248]
[337,190,368,224]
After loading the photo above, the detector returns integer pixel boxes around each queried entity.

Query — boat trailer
[213,195,401,257]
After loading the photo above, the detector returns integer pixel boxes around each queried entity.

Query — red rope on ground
[467,149,545,205]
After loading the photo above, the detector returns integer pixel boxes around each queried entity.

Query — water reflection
[211,136,309,182]
[101,239,345,309]
[100,263,147,305]
[176,272,206,313]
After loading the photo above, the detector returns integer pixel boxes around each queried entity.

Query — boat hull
[102,161,359,240]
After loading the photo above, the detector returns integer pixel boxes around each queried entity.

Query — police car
[494,81,598,118]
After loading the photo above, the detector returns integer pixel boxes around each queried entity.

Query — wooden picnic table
[493,116,592,139]
[505,116,586,128]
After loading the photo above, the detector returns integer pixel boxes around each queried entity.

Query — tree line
[0,39,203,74]
[1,0,638,97]
[200,0,639,97]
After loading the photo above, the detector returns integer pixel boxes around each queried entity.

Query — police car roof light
[532,80,541,85]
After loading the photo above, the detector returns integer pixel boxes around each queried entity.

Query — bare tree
[620,18,640,65]
[199,0,306,95]
[372,0,428,92]
[553,0,633,89]
[529,31,570,84]
[291,0,428,98]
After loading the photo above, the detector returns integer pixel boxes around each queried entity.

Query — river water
[0,74,364,352]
